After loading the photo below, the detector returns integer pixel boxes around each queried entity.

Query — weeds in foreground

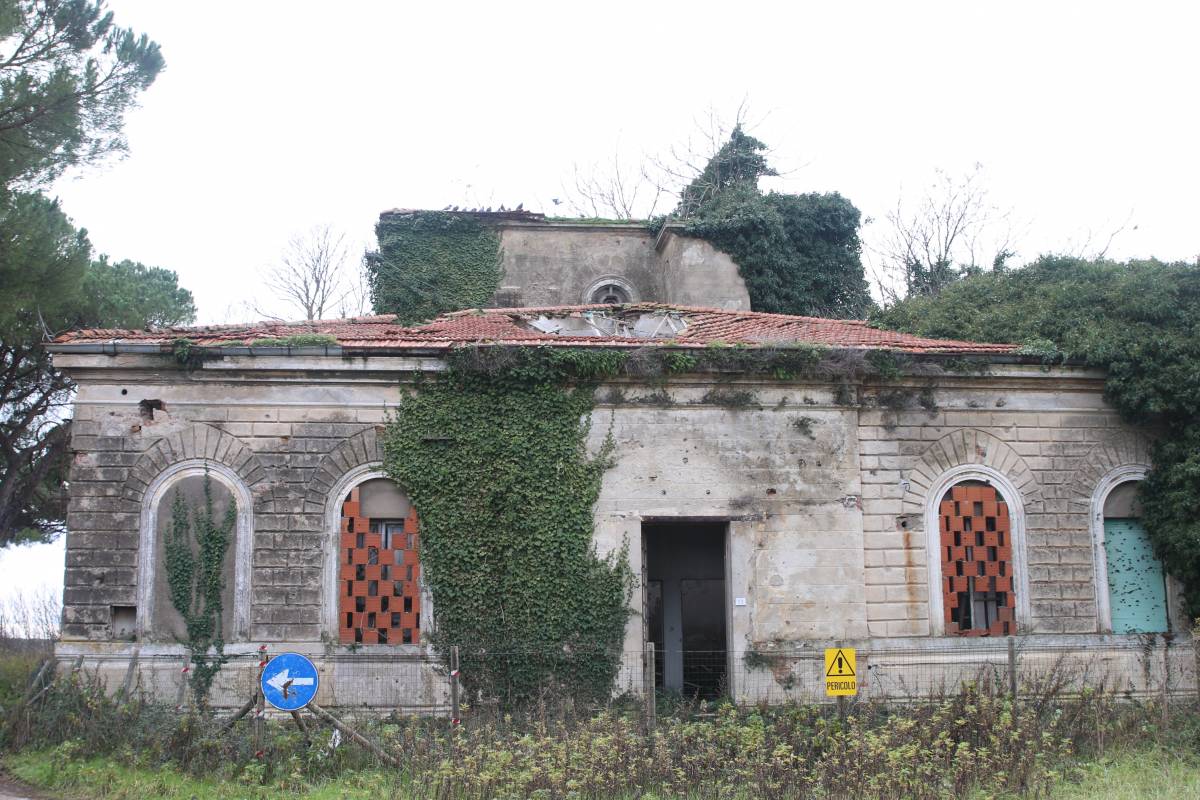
[3,661,1198,800]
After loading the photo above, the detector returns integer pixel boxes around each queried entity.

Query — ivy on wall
[652,127,873,319]
[164,471,235,708]
[383,348,634,705]
[381,343,940,704]
[365,211,502,325]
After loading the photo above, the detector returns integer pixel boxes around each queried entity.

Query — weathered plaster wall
[657,231,751,310]
[589,382,866,664]
[492,223,750,310]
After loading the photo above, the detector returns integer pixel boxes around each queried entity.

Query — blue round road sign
[261,652,319,711]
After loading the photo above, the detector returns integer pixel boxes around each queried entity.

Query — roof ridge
[50,303,1018,355]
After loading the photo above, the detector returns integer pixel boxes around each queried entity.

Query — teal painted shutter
[1104,518,1169,633]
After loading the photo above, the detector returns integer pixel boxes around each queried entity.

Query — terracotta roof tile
[52,304,1017,356]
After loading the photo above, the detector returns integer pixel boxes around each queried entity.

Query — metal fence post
[1162,637,1171,731]
[450,645,461,726]
[254,649,266,756]
[174,655,190,711]
[1193,626,1200,704]
[118,648,139,702]
[1007,636,1018,700]
[643,641,656,734]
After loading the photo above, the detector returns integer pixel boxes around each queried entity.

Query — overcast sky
[4,0,1200,609]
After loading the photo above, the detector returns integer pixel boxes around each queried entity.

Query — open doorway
[643,520,728,698]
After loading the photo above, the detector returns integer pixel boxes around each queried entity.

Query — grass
[8,747,1200,800]
[1045,748,1200,799]
[4,751,403,800]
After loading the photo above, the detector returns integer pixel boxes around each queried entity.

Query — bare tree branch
[257,225,357,321]
[563,102,775,222]
[873,164,1017,301]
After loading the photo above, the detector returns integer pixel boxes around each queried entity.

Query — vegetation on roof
[365,211,501,325]
[542,216,645,225]
[659,126,874,319]
[247,333,338,348]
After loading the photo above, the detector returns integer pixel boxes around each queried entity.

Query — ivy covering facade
[382,348,634,704]
[365,211,502,324]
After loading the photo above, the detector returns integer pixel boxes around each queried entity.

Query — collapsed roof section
[51,303,1018,356]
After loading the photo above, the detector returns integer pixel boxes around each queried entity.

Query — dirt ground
[0,772,48,800]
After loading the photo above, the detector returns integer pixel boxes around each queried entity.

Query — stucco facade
[50,311,1193,707]
[399,211,754,310]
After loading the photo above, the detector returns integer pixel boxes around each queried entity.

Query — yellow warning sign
[824,648,857,696]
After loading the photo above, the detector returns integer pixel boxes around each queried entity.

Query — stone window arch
[324,466,425,646]
[137,460,253,642]
[924,465,1030,637]
[1090,466,1170,633]
[582,275,636,305]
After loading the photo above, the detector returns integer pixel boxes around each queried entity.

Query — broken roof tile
[51,304,1018,356]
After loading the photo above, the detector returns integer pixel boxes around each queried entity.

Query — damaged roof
[51,303,1018,356]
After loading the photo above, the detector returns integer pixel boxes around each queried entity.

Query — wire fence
[65,635,1198,719]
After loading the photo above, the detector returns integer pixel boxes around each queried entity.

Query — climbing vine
[651,126,873,319]
[383,348,634,706]
[382,343,951,704]
[164,471,235,708]
[365,211,502,324]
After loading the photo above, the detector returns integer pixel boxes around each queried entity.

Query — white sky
[4,0,1200,603]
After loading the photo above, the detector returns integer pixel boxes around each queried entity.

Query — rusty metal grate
[940,483,1016,636]
[338,486,421,644]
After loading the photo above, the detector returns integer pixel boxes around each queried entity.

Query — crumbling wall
[493,223,750,309]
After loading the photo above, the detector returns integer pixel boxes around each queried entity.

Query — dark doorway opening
[643,521,728,699]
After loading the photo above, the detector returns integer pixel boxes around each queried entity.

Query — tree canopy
[677,127,873,318]
[1,249,194,546]
[0,0,169,547]
[873,255,1200,612]
[0,0,163,189]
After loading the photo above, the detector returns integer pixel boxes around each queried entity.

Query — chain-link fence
[62,634,1198,719]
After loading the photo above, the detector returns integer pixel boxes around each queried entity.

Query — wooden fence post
[174,655,190,711]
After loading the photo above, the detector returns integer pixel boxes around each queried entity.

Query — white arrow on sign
[266,668,315,699]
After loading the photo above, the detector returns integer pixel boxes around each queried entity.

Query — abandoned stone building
[49,214,1193,708]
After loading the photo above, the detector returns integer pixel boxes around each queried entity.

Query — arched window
[138,461,252,642]
[937,481,1017,636]
[591,282,630,304]
[337,477,422,645]
[1093,471,1168,633]
[582,276,636,306]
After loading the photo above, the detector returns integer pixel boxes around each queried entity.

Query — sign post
[824,647,857,697]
